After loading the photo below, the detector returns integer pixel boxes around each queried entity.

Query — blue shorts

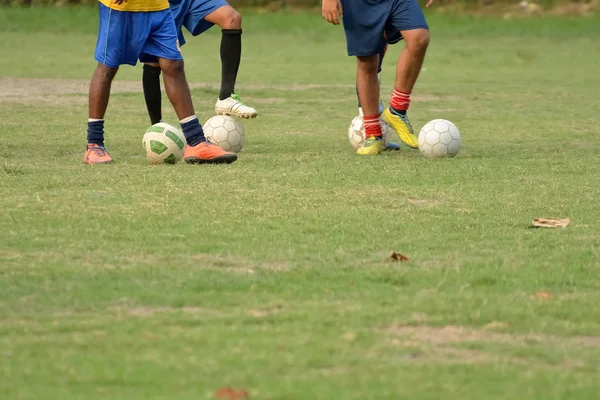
[94,3,183,68]
[169,0,229,46]
[340,0,429,56]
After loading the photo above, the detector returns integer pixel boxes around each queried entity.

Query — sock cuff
[88,118,104,123]
[363,114,381,122]
[180,115,198,124]
[393,89,411,96]
[143,63,161,74]
[222,29,242,35]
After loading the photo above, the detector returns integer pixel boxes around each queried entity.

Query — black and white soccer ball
[203,115,245,153]
[418,119,461,158]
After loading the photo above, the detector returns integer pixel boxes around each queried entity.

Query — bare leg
[89,63,118,119]
[356,55,380,117]
[394,28,429,92]
[158,58,195,119]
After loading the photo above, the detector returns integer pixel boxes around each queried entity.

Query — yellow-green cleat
[357,135,385,155]
[382,107,419,149]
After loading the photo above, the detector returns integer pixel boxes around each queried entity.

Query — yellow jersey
[98,0,169,12]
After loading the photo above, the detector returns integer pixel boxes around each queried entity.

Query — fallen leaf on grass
[215,388,249,399]
[387,252,409,262]
[535,291,553,299]
[531,218,570,228]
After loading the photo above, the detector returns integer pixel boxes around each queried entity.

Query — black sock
[180,117,206,147]
[390,106,407,115]
[377,47,386,74]
[219,29,242,100]
[142,64,162,125]
[87,120,105,146]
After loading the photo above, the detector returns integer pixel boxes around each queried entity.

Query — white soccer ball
[142,122,186,164]
[418,119,461,158]
[203,115,245,153]
[348,115,392,149]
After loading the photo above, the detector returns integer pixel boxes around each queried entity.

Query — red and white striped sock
[363,115,382,138]
[389,89,411,113]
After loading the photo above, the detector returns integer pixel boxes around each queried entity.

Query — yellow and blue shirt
[98,0,169,12]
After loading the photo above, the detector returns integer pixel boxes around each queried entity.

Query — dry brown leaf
[531,218,570,228]
[535,291,553,299]
[387,252,409,262]
[215,388,249,399]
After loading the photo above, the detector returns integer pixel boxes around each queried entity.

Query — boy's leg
[85,63,118,164]
[157,57,237,164]
[340,0,389,155]
[142,8,237,163]
[85,3,131,164]
[355,55,386,155]
[357,45,387,115]
[381,0,429,149]
[188,2,257,118]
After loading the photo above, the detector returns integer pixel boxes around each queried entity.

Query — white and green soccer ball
[203,115,245,153]
[418,119,461,158]
[142,122,186,164]
[348,115,392,149]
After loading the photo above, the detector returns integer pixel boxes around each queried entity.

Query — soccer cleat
[84,143,113,164]
[356,135,385,155]
[382,107,419,149]
[183,139,238,164]
[215,94,258,119]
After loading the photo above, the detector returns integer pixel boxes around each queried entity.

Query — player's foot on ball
[385,141,401,151]
[357,135,385,155]
[183,139,238,164]
[215,94,257,119]
[382,107,419,149]
[84,143,113,164]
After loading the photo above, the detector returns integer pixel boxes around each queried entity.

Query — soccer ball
[203,115,245,153]
[142,122,186,164]
[418,119,461,158]
[348,115,392,149]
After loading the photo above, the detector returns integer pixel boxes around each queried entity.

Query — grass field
[2,6,600,399]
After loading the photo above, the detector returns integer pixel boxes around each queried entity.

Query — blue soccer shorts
[169,0,229,46]
[94,3,183,68]
[340,0,429,56]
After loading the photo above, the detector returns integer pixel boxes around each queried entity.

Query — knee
[406,29,430,54]
[96,63,118,82]
[357,55,379,75]
[220,8,242,30]
[160,59,185,76]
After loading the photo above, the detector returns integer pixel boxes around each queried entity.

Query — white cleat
[214,94,258,119]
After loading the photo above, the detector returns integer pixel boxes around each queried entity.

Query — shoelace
[90,145,108,157]
[398,113,414,133]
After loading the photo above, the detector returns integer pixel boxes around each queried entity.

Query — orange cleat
[183,140,237,164]
[84,144,113,164]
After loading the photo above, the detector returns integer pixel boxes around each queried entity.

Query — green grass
[2,6,600,400]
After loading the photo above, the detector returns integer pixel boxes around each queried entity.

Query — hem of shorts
[397,25,429,31]
[94,57,134,69]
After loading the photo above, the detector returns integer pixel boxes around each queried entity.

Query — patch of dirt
[387,325,600,348]
[249,304,284,317]
[113,306,209,317]
[407,198,442,208]
[0,77,453,106]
